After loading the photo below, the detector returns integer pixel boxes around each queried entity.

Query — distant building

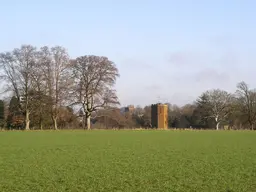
[151,103,168,129]
[124,105,135,113]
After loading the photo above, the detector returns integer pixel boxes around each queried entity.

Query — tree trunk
[25,111,30,130]
[39,116,43,130]
[105,115,107,129]
[52,117,58,130]
[215,116,219,130]
[87,116,91,130]
[216,122,220,130]
[252,124,254,130]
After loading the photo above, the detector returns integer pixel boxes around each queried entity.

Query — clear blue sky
[1,0,256,106]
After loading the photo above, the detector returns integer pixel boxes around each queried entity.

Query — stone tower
[151,103,168,129]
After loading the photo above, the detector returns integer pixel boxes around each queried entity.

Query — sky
[1,0,256,107]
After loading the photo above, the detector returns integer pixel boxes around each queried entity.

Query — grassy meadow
[0,130,255,192]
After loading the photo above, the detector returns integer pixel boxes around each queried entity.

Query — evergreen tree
[0,100,4,120]
[7,96,24,130]
[0,100,4,129]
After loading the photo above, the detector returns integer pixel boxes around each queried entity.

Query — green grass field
[0,130,255,192]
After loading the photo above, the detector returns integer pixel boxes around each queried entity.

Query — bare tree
[0,45,37,130]
[29,47,51,130]
[41,46,71,130]
[71,55,120,130]
[236,81,256,130]
[197,89,233,130]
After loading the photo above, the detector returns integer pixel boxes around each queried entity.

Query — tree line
[166,82,256,130]
[0,45,119,130]
[0,45,255,130]
[102,81,255,130]
[106,82,255,131]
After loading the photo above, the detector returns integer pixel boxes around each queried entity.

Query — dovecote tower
[151,103,168,129]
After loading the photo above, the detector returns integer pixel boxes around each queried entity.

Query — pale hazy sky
[1,0,256,107]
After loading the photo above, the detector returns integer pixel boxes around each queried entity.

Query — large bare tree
[29,47,52,129]
[71,55,120,130]
[197,89,233,130]
[40,46,71,130]
[236,81,256,130]
[0,45,37,130]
